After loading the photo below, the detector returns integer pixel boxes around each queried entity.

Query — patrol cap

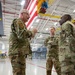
[20,9,29,14]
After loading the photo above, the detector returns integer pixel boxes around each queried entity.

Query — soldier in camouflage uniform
[44,27,61,75]
[59,14,75,75]
[8,9,37,75]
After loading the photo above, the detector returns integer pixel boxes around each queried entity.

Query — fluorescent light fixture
[21,0,25,6]
[40,35,43,38]
[54,22,58,25]
[31,26,33,29]
[36,19,40,23]
[46,28,48,30]
[73,10,75,12]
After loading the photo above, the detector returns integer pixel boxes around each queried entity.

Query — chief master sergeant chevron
[8,9,37,75]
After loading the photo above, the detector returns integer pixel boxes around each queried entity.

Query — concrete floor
[0,58,57,75]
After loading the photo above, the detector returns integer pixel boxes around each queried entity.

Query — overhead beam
[39,13,60,19]
[39,13,75,22]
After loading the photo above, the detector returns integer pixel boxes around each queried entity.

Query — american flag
[26,0,38,29]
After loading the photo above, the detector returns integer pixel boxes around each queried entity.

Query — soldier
[44,27,61,75]
[59,14,75,75]
[8,9,37,75]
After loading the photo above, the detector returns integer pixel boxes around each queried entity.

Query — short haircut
[20,9,29,14]
[50,27,56,30]
[63,14,72,21]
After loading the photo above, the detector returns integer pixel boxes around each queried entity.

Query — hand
[47,40,53,44]
[32,28,37,37]
[28,54,32,60]
[32,28,37,34]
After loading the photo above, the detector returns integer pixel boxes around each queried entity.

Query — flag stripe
[30,1,37,15]
[27,0,37,14]
[26,5,37,26]
[27,17,37,29]
[28,5,37,21]
[26,0,38,28]
[27,11,37,27]
[27,0,33,10]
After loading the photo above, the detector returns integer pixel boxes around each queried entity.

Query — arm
[14,19,34,39]
[64,23,73,37]
[44,37,50,46]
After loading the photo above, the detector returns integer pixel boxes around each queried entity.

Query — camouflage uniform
[59,21,75,75]
[9,18,33,75]
[44,36,61,75]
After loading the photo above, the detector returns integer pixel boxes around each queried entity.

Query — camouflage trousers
[59,47,75,75]
[46,57,61,75]
[9,52,26,75]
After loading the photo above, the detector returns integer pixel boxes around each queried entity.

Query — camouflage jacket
[9,18,33,56]
[44,36,59,57]
[59,21,75,61]
[59,21,75,47]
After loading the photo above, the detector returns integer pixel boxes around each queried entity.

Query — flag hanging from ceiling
[39,1,48,14]
[26,0,38,29]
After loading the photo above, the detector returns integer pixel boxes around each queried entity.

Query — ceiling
[0,0,23,38]
[30,0,75,46]
[0,0,75,47]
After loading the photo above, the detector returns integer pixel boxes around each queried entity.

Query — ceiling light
[36,19,40,23]
[31,26,33,29]
[39,35,43,38]
[46,28,48,30]
[73,10,75,12]
[54,22,58,25]
[21,0,25,6]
